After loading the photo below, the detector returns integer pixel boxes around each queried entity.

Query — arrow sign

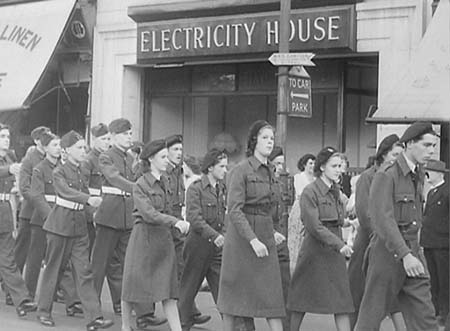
[287,66,312,118]
[269,52,315,66]
[290,91,309,99]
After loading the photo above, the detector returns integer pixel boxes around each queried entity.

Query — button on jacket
[186,175,226,243]
[30,158,58,227]
[43,161,91,237]
[19,148,45,219]
[0,153,16,233]
[165,162,185,218]
[95,146,135,230]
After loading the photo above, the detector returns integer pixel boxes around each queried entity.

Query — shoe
[192,314,211,325]
[136,313,167,328]
[86,317,114,331]
[37,315,55,327]
[66,303,83,316]
[54,289,65,303]
[5,293,13,306]
[113,301,122,315]
[16,300,37,317]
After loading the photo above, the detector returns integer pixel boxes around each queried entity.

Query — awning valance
[0,0,76,112]
[367,0,450,124]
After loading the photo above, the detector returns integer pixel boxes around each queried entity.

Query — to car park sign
[288,66,312,118]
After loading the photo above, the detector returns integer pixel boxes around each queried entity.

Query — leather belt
[55,197,84,211]
[101,186,131,197]
[242,204,273,215]
[44,195,56,203]
[88,188,102,196]
[0,193,11,201]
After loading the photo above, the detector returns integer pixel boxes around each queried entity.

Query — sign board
[137,5,356,62]
[288,66,312,118]
[269,52,315,66]
[0,0,76,111]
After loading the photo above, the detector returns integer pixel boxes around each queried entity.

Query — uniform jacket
[165,162,185,218]
[95,146,135,230]
[0,153,16,233]
[300,177,346,252]
[186,175,226,243]
[132,172,178,227]
[80,148,103,223]
[369,153,424,260]
[227,155,277,242]
[355,165,378,234]
[43,160,91,237]
[420,181,449,248]
[272,175,289,237]
[30,158,58,226]
[19,147,45,219]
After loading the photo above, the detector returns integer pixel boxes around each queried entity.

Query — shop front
[92,0,432,171]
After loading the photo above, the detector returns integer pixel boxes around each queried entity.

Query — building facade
[91,0,433,171]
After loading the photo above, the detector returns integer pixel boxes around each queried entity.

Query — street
[0,287,412,331]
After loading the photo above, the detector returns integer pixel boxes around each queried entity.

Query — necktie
[411,166,418,188]
[215,183,220,198]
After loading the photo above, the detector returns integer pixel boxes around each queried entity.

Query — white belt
[44,195,56,203]
[101,186,131,197]
[55,196,84,211]
[0,193,11,201]
[88,188,101,196]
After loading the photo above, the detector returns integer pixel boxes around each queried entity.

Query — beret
[201,148,227,173]
[269,146,283,162]
[247,120,271,147]
[109,118,132,134]
[60,130,83,149]
[376,134,400,159]
[40,132,59,147]
[425,159,449,173]
[31,126,51,140]
[91,123,109,138]
[165,134,183,148]
[399,122,437,143]
[0,123,9,131]
[140,139,167,160]
[314,146,338,174]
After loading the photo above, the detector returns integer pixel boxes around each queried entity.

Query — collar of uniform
[315,177,332,196]
[65,159,80,172]
[202,174,218,190]
[431,179,445,190]
[111,145,127,157]
[402,152,417,173]
[144,171,158,186]
[44,157,58,168]
[248,155,272,171]
[397,153,415,176]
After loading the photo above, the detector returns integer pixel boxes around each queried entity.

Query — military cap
[425,159,449,173]
[140,139,166,160]
[91,123,109,138]
[31,126,51,141]
[269,146,283,162]
[165,134,183,148]
[60,130,83,149]
[376,134,400,159]
[40,132,59,147]
[314,146,339,174]
[399,122,438,144]
[109,118,132,134]
[201,148,227,173]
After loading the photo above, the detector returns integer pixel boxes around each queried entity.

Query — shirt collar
[431,179,445,190]
[397,153,415,176]
[402,152,417,173]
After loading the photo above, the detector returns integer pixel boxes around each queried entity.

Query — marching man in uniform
[355,122,439,331]
[36,130,113,330]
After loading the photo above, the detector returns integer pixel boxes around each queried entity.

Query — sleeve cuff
[395,246,412,261]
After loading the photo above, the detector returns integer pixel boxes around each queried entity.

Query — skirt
[287,200,304,274]
[217,213,286,318]
[122,222,179,303]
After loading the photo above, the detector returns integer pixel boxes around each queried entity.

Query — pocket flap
[395,193,415,203]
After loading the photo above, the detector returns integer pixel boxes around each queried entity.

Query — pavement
[0,287,417,331]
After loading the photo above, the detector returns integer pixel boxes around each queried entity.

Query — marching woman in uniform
[288,147,354,331]
[121,140,190,331]
[218,120,285,331]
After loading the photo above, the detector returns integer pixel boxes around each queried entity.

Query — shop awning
[367,0,450,123]
[0,0,76,112]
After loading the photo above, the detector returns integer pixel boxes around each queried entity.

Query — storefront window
[192,64,236,92]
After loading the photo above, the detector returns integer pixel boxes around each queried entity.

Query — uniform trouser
[14,217,31,272]
[235,242,291,331]
[0,232,31,307]
[87,222,96,257]
[178,233,222,327]
[24,225,79,307]
[355,236,438,331]
[37,232,102,323]
[424,247,449,319]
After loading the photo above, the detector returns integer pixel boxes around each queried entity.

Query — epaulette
[379,160,396,172]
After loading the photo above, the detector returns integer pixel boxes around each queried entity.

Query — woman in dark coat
[120,139,190,331]
[218,120,285,331]
[288,147,354,331]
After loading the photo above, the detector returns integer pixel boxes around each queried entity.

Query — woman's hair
[375,142,403,166]
[246,120,274,157]
[184,155,202,175]
[313,148,341,177]
[297,153,316,171]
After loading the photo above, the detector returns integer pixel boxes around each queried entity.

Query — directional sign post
[287,66,312,118]
[269,52,315,66]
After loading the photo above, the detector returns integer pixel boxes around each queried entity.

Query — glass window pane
[192,64,236,92]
